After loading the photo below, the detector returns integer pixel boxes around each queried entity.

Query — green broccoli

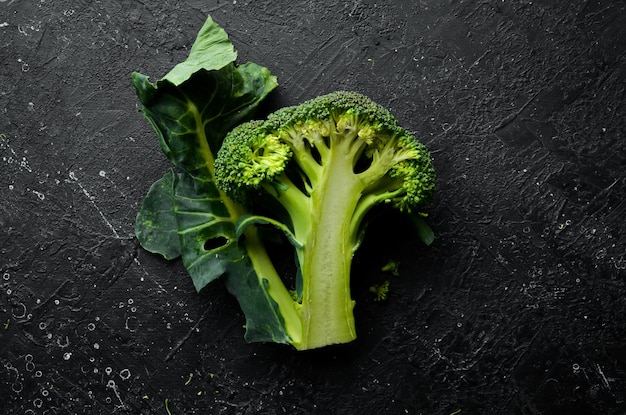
[370,280,391,301]
[381,259,401,276]
[214,91,436,350]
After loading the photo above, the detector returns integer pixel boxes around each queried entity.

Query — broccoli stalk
[215,91,436,350]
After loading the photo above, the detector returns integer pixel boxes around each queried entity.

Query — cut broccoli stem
[293,131,363,349]
[264,124,407,349]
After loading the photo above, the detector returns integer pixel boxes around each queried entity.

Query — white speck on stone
[119,368,131,380]
[32,190,45,200]
[63,352,72,360]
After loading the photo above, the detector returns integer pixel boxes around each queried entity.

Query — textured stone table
[1,1,625,414]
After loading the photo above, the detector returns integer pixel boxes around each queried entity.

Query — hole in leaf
[204,236,229,252]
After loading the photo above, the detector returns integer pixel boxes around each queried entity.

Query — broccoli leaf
[133,16,277,289]
[133,16,295,345]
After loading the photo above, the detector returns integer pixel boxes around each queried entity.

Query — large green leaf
[133,15,277,285]
[133,16,293,345]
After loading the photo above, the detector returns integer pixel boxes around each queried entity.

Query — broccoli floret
[381,259,401,276]
[215,91,435,350]
[370,280,391,301]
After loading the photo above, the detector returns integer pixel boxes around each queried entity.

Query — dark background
[1,1,625,414]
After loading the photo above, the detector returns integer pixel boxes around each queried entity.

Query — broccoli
[214,91,436,350]
[381,259,401,276]
[370,280,391,302]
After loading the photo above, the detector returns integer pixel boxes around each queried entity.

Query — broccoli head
[214,91,435,349]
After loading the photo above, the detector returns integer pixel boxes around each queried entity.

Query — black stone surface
[1,1,625,414]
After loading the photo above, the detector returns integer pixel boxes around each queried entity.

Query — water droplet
[125,316,139,332]
[11,302,27,319]
[63,352,72,360]
[119,368,131,380]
